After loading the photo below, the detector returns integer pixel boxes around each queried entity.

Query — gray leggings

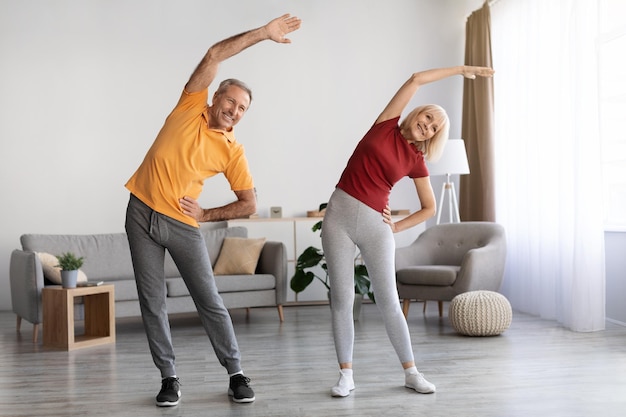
[321,188,415,365]
[125,194,241,377]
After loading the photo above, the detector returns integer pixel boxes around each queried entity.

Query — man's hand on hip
[180,196,204,222]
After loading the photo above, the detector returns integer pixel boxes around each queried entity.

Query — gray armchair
[395,222,506,317]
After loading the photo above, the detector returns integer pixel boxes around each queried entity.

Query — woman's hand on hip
[382,205,398,233]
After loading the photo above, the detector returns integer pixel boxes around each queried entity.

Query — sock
[163,375,177,379]
[340,368,353,376]
[404,366,418,376]
[229,371,243,377]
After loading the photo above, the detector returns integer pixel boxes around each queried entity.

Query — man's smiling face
[208,85,251,131]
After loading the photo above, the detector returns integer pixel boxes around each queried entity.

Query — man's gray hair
[215,78,253,103]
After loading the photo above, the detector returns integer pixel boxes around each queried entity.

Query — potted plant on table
[290,204,374,319]
[56,252,84,289]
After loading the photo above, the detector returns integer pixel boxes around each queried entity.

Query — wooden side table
[42,284,115,350]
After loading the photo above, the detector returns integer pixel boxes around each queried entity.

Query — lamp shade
[426,139,470,176]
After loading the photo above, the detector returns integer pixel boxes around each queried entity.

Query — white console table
[228,217,424,303]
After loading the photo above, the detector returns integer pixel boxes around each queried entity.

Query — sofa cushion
[37,252,87,285]
[166,278,189,297]
[213,237,266,275]
[165,274,276,298]
[21,233,134,281]
[112,279,140,302]
[203,225,248,265]
[215,274,276,292]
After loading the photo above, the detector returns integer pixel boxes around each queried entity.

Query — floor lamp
[427,139,470,224]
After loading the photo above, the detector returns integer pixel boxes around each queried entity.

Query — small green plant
[290,203,375,302]
[55,252,84,271]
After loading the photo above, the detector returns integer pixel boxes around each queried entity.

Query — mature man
[124,13,301,407]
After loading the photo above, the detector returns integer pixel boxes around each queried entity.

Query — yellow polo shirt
[125,88,254,227]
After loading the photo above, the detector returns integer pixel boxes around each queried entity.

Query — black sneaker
[228,374,255,403]
[156,377,181,407]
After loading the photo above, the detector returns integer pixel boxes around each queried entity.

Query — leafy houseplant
[290,204,375,303]
[56,252,85,271]
[56,252,84,289]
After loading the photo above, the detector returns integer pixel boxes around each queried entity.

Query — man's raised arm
[185,13,302,93]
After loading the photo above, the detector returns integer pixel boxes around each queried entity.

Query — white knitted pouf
[449,291,512,336]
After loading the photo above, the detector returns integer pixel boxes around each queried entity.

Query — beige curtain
[459,1,495,221]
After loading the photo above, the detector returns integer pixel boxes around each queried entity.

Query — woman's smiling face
[411,111,439,142]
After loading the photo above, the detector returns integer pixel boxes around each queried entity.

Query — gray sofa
[10,221,288,342]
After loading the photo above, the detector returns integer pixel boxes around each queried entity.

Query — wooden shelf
[42,285,116,351]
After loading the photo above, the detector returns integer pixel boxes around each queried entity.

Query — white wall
[0,0,483,311]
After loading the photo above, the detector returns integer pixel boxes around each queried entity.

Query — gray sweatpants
[125,194,242,378]
[321,188,415,365]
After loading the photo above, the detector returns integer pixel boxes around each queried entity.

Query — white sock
[229,371,244,377]
[404,366,418,376]
[340,368,353,376]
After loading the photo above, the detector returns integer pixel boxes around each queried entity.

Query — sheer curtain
[491,0,605,331]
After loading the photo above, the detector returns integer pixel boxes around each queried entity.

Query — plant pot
[328,291,365,321]
[61,270,78,289]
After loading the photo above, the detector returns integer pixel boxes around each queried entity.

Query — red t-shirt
[336,116,428,213]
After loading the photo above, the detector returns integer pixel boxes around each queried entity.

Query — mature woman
[321,65,495,397]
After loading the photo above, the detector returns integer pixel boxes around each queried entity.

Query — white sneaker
[405,372,436,394]
[330,371,355,397]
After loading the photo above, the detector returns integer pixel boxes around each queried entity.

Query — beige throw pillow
[37,252,88,284]
[213,237,266,275]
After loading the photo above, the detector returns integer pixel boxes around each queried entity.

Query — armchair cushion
[396,266,459,286]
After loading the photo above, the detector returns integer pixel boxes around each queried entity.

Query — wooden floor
[1,302,625,417]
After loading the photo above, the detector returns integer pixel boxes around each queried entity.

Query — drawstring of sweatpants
[149,210,157,236]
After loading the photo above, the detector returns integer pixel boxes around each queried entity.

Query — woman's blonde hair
[400,104,450,162]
